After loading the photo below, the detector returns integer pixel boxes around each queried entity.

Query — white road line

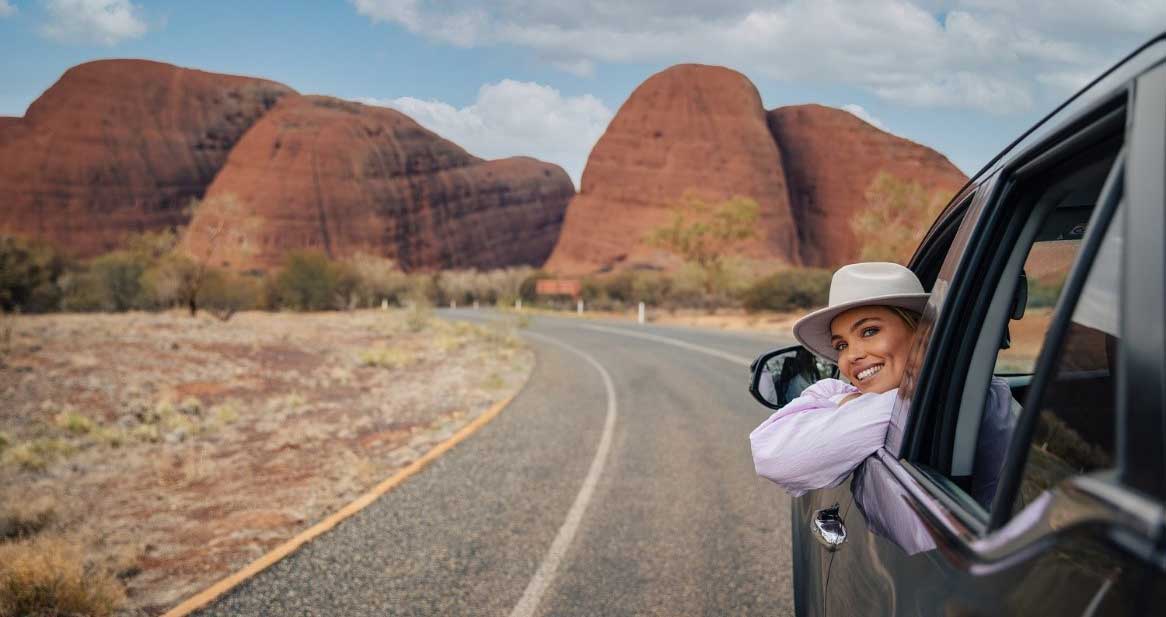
[508,332,619,617]
[578,323,754,366]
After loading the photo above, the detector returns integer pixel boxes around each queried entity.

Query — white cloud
[40,0,147,46]
[0,1,16,17]
[351,0,1166,114]
[359,79,613,188]
[841,104,885,130]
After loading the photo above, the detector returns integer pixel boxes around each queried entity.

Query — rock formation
[543,64,799,275]
[182,96,573,271]
[0,60,295,257]
[544,67,968,274]
[767,104,967,266]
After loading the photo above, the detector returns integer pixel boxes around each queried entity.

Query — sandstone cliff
[767,104,967,266]
[543,64,799,275]
[182,95,573,271]
[0,60,296,257]
[544,67,968,274]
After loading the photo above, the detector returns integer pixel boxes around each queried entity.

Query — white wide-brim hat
[793,262,929,362]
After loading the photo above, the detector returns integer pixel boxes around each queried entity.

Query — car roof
[912,32,1166,268]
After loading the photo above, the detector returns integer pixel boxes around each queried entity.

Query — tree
[646,192,760,296]
[0,236,67,312]
[851,172,948,264]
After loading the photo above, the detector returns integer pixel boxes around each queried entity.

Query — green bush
[86,251,149,311]
[742,268,832,312]
[199,269,261,320]
[140,253,200,311]
[269,251,358,311]
[0,236,67,312]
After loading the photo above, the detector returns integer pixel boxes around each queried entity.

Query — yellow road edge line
[161,383,528,617]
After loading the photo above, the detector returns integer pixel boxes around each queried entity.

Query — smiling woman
[749,262,1012,497]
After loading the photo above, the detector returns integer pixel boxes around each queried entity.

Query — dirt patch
[0,310,532,615]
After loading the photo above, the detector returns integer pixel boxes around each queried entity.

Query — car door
[816,59,1166,616]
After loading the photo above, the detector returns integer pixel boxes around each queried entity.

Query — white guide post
[577,299,584,315]
[638,302,645,325]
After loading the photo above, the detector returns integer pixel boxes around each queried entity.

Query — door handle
[811,504,847,551]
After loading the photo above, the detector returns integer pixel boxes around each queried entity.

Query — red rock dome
[0,60,295,257]
[182,95,573,271]
[543,64,800,275]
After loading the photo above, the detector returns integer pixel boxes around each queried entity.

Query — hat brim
[792,293,930,362]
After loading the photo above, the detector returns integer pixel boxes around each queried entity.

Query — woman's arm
[750,385,897,496]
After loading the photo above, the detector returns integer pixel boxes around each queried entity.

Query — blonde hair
[887,306,922,331]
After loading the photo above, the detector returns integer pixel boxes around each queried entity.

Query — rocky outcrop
[543,64,799,275]
[182,96,573,271]
[767,104,967,266]
[0,60,295,257]
[543,66,968,274]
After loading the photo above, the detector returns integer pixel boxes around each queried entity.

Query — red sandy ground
[0,310,532,615]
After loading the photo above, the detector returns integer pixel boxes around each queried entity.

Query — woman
[750,262,1014,504]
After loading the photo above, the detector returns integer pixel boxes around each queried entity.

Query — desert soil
[0,309,533,615]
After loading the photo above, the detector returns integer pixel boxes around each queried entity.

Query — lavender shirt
[749,379,895,497]
[750,377,1015,502]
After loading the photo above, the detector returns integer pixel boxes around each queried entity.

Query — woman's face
[830,305,916,394]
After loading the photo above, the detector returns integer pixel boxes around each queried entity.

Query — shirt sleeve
[750,381,896,497]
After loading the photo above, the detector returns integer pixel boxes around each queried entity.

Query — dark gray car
[750,32,1166,616]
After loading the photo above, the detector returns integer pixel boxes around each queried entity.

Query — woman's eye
[861,327,879,337]
[834,342,847,351]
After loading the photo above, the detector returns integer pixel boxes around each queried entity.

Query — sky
[1,1,1164,188]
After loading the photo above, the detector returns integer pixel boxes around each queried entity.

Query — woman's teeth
[856,364,884,381]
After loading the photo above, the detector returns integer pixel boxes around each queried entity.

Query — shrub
[0,535,125,617]
[85,251,150,311]
[742,268,832,312]
[347,253,411,307]
[269,251,358,311]
[140,253,200,311]
[199,268,261,321]
[0,236,67,313]
[0,496,57,540]
[852,172,948,264]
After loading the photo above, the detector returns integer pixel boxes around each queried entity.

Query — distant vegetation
[5,178,951,318]
[851,172,949,264]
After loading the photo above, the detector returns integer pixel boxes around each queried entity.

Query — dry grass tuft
[0,535,124,617]
[359,347,414,369]
[0,496,58,541]
[2,438,74,472]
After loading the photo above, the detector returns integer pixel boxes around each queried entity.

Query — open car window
[899,100,1127,528]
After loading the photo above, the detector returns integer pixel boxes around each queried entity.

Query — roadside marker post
[516,299,523,311]
[638,302,645,325]
[473,300,479,310]
[450,301,456,309]
[577,299,584,315]
[381,299,388,311]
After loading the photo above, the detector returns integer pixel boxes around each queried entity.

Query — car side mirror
[748,345,839,410]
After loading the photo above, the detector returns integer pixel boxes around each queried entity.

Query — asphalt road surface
[197,310,798,616]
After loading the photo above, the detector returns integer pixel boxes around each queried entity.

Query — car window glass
[994,238,1081,375]
[921,136,1123,518]
[1011,201,1123,515]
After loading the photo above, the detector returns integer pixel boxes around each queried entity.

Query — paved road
[197,310,798,616]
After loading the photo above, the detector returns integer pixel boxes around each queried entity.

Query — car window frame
[895,88,1134,537]
[1118,59,1166,500]
[986,150,1125,530]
